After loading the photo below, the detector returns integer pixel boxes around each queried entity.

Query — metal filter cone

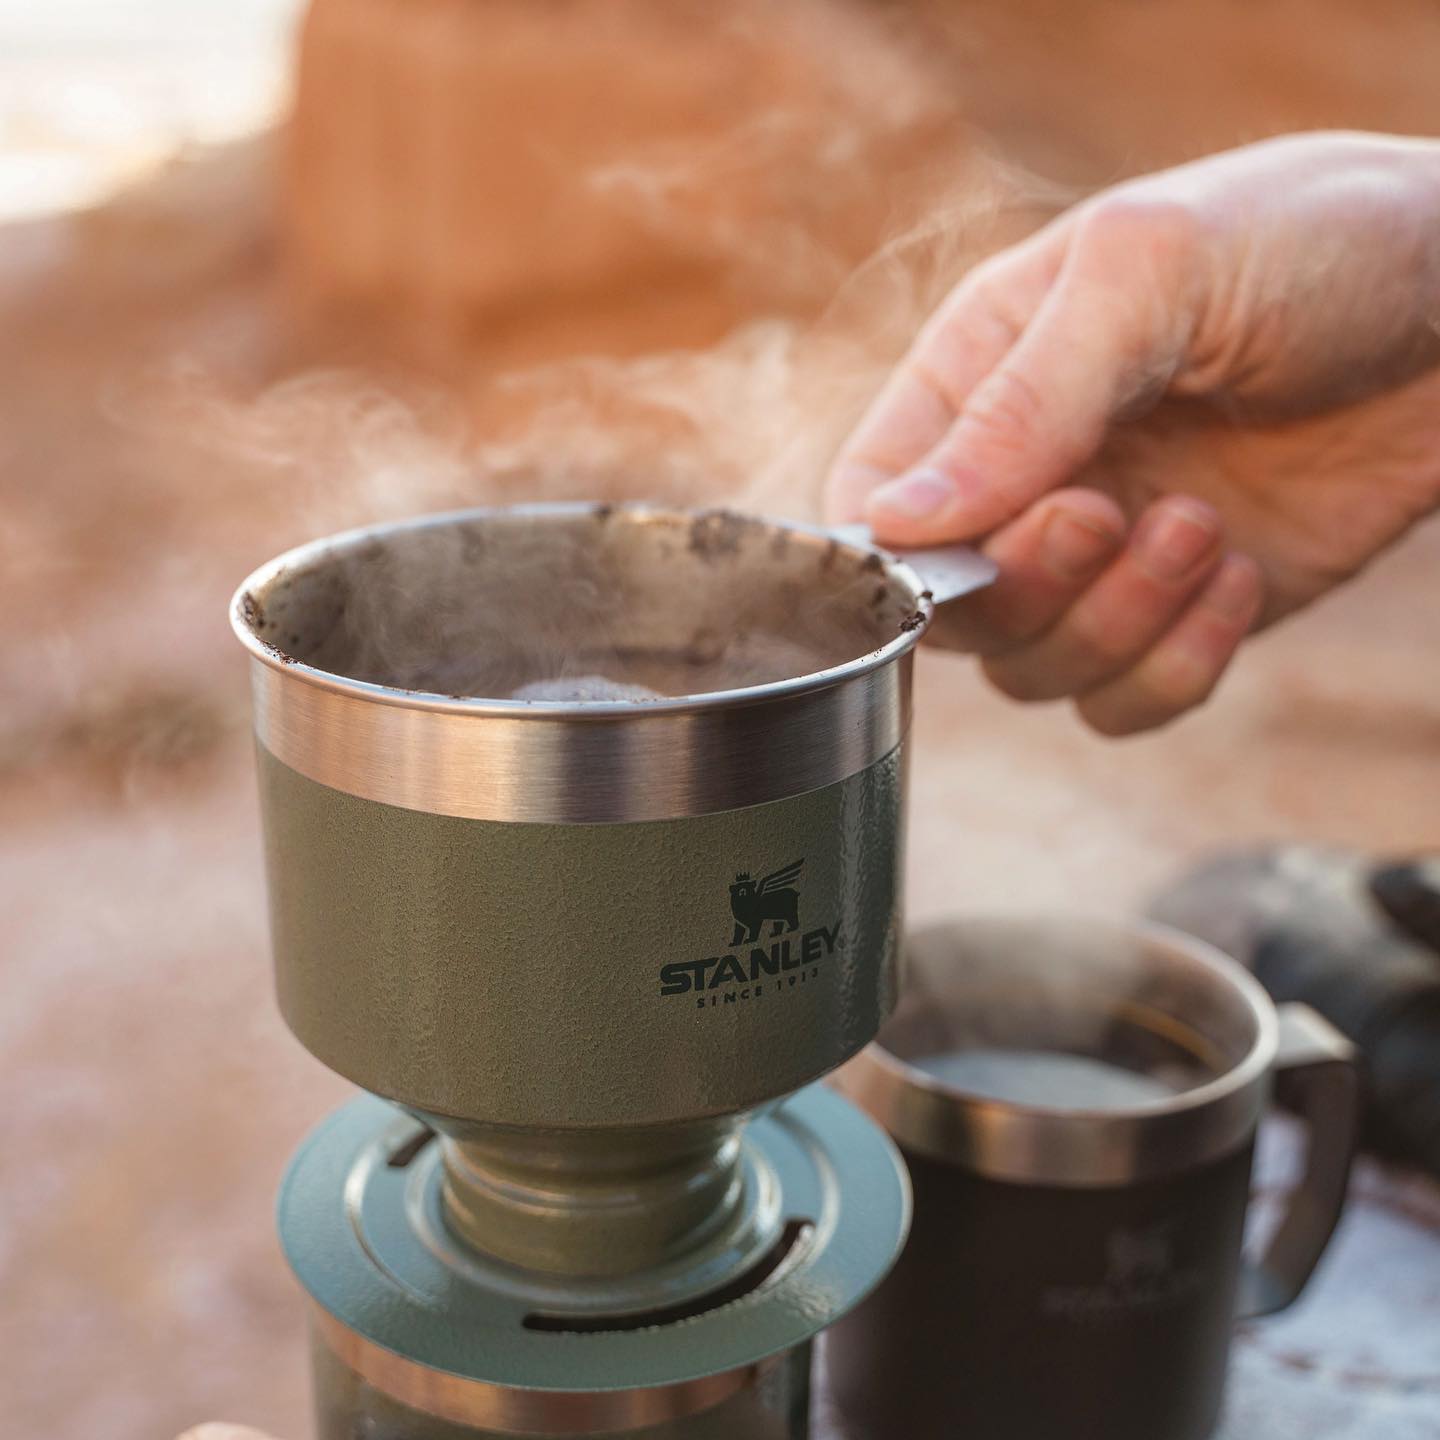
[231,502,989,1435]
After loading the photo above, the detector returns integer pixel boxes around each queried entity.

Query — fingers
[982,497,1225,701]
[940,491,1261,734]
[926,488,1128,655]
[1075,555,1263,735]
[824,231,1066,524]
[836,199,1199,548]
[865,265,1178,546]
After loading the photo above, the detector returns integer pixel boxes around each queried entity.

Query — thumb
[865,270,1181,545]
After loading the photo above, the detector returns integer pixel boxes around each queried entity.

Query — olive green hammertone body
[257,742,904,1130]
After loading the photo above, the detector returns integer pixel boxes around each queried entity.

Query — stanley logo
[729,859,803,945]
[659,857,844,1004]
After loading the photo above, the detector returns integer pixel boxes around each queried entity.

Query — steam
[107,364,480,537]
[190,137,1067,702]
[881,920,1235,1101]
[243,506,912,700]
[94,13,1079,711]
[473,146,1064,524]
[510,676,662,703]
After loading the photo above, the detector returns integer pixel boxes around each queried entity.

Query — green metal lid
[278,1085,910,1394]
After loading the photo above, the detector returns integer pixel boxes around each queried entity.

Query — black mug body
[828,1138,1254,1440]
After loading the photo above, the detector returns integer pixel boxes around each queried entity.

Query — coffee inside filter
[508,675,664,702]
[242,508,919,701]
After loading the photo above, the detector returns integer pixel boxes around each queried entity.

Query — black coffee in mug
[911,1049,1180,1108]
[828,918,1360,1440]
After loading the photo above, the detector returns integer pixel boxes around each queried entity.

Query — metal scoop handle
[831,524,998,642]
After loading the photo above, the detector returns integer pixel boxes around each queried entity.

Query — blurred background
[2,2,1439,1437]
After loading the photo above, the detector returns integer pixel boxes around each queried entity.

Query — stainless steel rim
[833,917,1279,1187]
[248,659,909,823]
[311,1309,775,1437]
[233,503,926,822]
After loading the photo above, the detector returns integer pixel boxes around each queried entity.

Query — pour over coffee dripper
[231,502,993,1439]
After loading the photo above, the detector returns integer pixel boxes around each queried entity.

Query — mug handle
[1236,1002,1362,1320]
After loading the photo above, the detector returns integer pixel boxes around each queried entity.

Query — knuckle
[971,612,1044,658]
[1077,698,1161,738]
[951,251,1029,321]
[1076,192,1204,260]
[905,354,958,412]
[1145,647,1223,710]
[923,262,1019,349]
[962,366,1048,457]
[1065,613,1143,674]
[1075,699,1145,738]
[980,655,1055,704]
[1081,653,1217,735]
[965,265,1032,333]
[986,604,1060,653]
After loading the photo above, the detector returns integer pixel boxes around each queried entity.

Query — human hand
[827,131,1440,733]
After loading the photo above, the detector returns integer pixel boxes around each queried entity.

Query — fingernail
[1135,503,1219,580]
[867,469,959,522]
[1040,509,1121,580]
[1203,557,1261,621]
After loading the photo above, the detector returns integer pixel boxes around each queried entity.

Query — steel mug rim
[833,914,1279,1187]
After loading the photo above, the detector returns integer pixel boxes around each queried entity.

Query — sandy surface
[2,3,1439,1438]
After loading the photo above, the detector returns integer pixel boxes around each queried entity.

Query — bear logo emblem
[729,860,804,946]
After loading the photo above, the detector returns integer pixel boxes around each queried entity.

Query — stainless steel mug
[829,915,1362,1440]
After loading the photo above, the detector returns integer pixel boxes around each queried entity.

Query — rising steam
[95,1,1080,711]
